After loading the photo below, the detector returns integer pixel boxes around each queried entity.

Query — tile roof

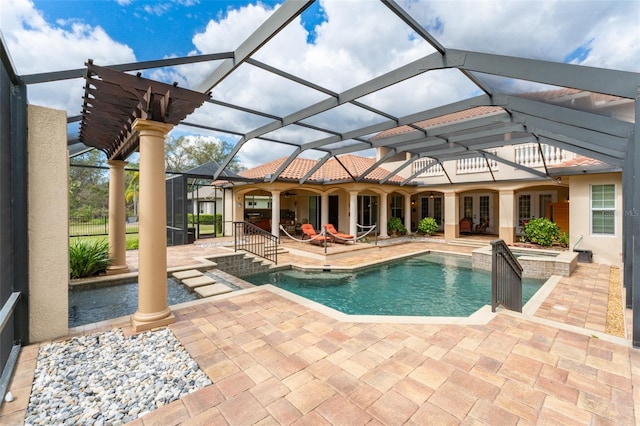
[371,106,505,141]
[371,90,630,143]
[549,155,603,168]
[238,155,405,183]
[518,87,627,105]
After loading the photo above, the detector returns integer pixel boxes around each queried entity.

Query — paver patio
[1,239,638,425]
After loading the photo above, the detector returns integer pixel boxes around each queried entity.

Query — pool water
[244,254,545,317]
[69,278,198,328]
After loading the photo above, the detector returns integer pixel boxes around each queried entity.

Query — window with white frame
[391,195,403,219]
[591,184,615,235]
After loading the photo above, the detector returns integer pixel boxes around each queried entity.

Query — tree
[69,150,109,217]
[164,136,243,173]
[124,168,139,216]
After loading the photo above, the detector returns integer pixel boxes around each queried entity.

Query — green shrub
[523,217,560,247]
[69,239,110,279]
[558,232,570,248]
[188,213,216,225]
[216,213,223,234]
[126,237,139,250]
[417,217,439,235]
[387,217,407,235]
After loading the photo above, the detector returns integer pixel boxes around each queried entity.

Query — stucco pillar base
[106,264,130,275]
[499,227,516,244]
[444,223,458,241]
[131,309,175,332]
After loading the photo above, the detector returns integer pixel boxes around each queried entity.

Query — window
[391,195,403,219]
[463,196,473,219]
[479,196,489,222]
[518,194,531,227]
[539,194,552,218]
[420,197,429,218]
[591,184,615,235]
[433,197,443,225]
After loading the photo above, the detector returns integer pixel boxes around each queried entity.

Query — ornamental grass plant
[69,239,110,279]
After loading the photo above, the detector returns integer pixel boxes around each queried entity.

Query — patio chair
[475,218,490,233]
[301,224,331,246]
[324,224,354,244]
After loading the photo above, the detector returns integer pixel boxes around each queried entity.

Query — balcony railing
[412,158,444,177]
[457,151,499,174]
[411,144,573,179]
[514,143,572,167]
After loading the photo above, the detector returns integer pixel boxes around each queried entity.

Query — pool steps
[172,269,233,298]
[172,269,205,280]
[182,275,216,288]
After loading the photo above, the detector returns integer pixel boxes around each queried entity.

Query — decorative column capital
[106,159,128,169]
[132,118,174,136]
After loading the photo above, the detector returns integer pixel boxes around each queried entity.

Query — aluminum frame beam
[450,49,640,99]
[494,95,634,138]
[213,50,452,179]
[195,1,314,93]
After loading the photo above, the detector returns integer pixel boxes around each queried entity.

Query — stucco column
[349,191,358,237]
[404,194,412,234]
[379,192,388,238]
[499,190,516,244]
[271,190,281,239]
[131,119,175,332]
[106,160,129,275]
[444,192,459,241]
[321,193,329,226]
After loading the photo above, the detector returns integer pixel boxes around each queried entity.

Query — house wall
[568,172,623,266]
[28,105,68,342]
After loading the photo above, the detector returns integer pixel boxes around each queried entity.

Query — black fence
[70,216,139,237]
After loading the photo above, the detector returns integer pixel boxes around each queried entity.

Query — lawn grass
[70,234,139,250]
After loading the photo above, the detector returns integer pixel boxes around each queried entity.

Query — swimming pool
[69,278,198,328]
[244,253,545,317]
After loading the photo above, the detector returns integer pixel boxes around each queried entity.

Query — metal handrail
[234,221,278,264]
[491,239,523,312]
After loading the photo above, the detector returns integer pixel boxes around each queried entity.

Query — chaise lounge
[324,224,355,244]
[301,224,332,246]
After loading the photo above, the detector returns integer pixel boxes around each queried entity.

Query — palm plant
[125,171,139,216]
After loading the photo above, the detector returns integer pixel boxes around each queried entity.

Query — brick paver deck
[2,238,638,425]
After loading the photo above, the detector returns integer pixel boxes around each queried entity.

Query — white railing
[514,143,572,168]
[413,158,444,177]
[457,152,499,174]
[411,144,573,179]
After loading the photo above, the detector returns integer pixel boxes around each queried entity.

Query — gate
[166,174,189,246]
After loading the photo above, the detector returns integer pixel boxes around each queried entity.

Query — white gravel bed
[25,328,212,425]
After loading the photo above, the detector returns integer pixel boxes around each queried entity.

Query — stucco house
[211,89,630,267]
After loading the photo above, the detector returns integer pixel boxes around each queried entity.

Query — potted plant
[418,217,439,235]
[387,217,407,236]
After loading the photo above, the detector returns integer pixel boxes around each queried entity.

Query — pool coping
[68,271,629,347]
[69,249,558,331]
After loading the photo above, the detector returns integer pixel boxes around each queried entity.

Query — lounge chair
[301,224,331,246]
[475,218,490,233]
[324,224,354,244]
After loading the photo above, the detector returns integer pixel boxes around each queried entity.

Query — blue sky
[1,0,638,167]
[31,0,326,60]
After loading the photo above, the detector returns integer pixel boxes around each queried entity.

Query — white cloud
[1,0,136,113]
[403,0,639,72]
